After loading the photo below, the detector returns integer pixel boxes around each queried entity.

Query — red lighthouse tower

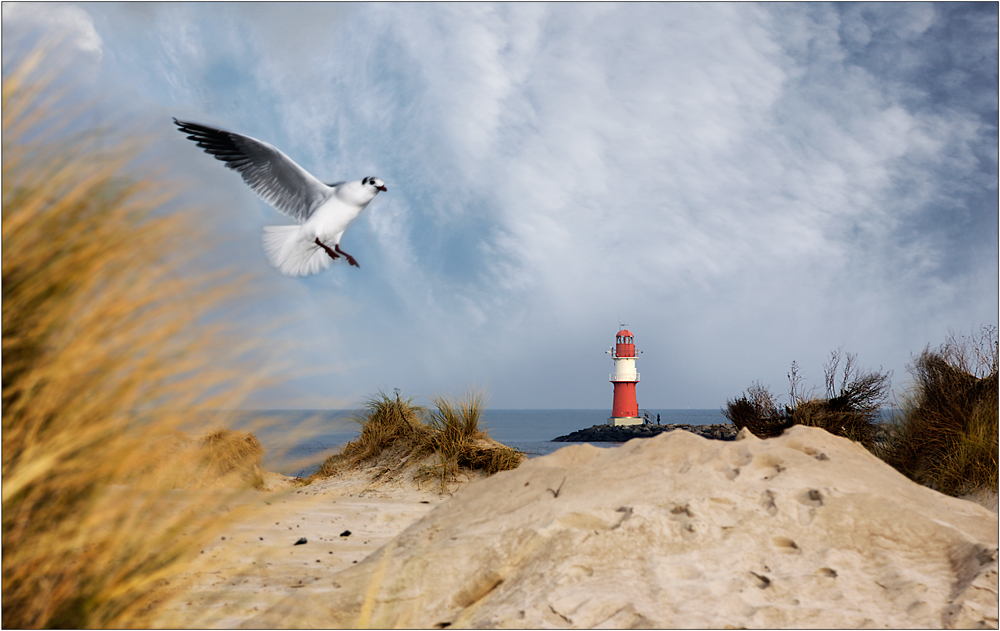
[607,325,641,426]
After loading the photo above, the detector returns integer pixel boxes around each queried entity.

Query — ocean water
[238,408,729,478]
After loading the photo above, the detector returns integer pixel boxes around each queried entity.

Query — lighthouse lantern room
[607,326,642,426]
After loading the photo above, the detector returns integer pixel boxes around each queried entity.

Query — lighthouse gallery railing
[609,372,640,382]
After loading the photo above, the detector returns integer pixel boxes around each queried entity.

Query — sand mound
[309,438,497,498]
[247,426,997,629]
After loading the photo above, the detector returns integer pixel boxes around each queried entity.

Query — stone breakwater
[553,423,739,443]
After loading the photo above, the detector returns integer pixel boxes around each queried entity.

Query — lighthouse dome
[614,329,636,359]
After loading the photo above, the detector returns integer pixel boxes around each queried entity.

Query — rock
[553,422,739,442]
[293,537,307,546]
[250,426,998,629]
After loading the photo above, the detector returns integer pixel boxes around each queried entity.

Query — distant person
[657,413,661,425]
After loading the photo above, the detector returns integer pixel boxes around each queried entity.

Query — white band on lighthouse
[610,358,639,383]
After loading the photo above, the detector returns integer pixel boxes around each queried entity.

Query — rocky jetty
[553,422,738,443]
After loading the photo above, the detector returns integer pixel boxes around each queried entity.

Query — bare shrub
[723,381,793,438]
[793,349,891,448]
[725,351,890,448]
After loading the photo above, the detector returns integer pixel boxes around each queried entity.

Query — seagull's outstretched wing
[174,118,329,222]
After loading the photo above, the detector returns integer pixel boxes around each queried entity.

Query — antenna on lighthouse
[618,320,629,331]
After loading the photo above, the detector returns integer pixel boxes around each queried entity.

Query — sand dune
[159,426,997,629]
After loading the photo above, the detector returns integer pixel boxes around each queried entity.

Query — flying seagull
[173,118,386,276]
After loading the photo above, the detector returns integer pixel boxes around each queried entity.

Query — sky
[3,2,997,410]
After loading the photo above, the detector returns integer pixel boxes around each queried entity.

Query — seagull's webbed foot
[315,238,340,260]
[335,244,359,268]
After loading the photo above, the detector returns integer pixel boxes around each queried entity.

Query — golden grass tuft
[876,327,998,497]
[2,42,278,628]
[418,391,523,486]
[311,392,434,478]
[200,428,266,482]
[311,390,524,490]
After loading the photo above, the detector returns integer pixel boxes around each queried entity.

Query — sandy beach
[149,427,998,629]
[152,465,488,628]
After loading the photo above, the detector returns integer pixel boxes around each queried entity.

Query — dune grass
[312,392,436,478]
[311,390,524,490]
[876,328,998,497]
[2,43,277,628]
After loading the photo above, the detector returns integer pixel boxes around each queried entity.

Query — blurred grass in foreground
[2,43,275,627]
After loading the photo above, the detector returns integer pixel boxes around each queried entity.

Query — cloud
[2,2,103,58]
[10,2,993,408]
[1,2,104,86]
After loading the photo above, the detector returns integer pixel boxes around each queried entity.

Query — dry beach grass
[312,391,525,492]
[877,327,999,498]
[1,42,282,627]
[1,46,522,622]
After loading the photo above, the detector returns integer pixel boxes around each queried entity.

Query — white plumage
[174,118,386,276]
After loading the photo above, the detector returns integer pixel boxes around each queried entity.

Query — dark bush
[723,382,793,438]
[724,351,891,450]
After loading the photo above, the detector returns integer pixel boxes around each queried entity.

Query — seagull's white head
[362,176,387,192]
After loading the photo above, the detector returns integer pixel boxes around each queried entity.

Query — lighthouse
[606,325,642,426]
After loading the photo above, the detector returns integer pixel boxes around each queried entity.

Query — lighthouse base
[607,416,643,427]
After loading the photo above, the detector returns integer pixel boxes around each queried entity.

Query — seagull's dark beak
[377,185,387,192]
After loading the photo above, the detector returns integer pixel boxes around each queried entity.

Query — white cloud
[13,2,991,408]
[2,2,103,74]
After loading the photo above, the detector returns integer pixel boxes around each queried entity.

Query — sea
[235,408,729,478]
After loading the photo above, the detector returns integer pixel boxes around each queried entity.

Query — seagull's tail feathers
[261,225,333,277]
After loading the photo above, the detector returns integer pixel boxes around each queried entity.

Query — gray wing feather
[174,118,330,222]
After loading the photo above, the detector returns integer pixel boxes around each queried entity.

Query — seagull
[173,118,386,276]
